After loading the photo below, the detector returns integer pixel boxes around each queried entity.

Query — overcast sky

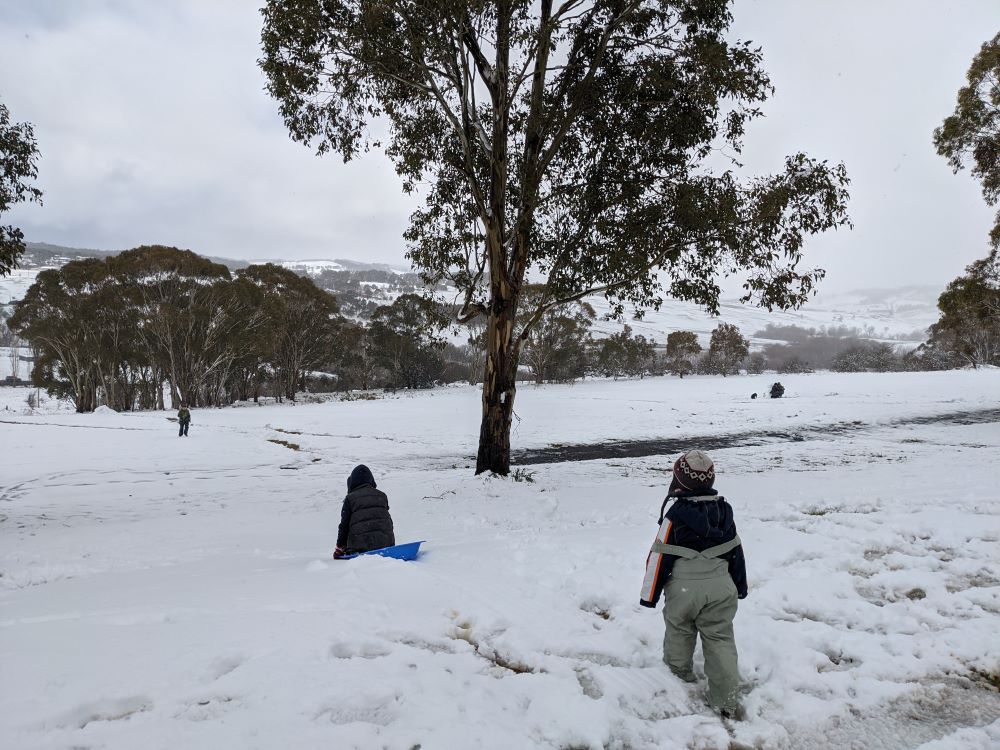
[0,0,997,293]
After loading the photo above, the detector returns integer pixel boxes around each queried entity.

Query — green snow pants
[662,557,740,713]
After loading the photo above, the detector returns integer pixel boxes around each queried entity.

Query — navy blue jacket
[640,490,748,607]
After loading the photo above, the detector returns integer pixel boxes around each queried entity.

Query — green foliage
[900,343,963,372]
[745,351,768,374]
[368,293,450,389]
[756,323,918,371]
[237,263,341,400]
[521,292,594,383]
[933,32,1000,248]
[511,468,535,484]
[261,1,850,314]
[664,330,702,377]
[776,356,813,375]
[927,249,1000,367]
[594,325,656,379]
[331,321,380,391]
[9,246,348,411]
[929,36,1000,368]
[702,322,749,376]
[0,99,43,276]
[110,246,253,407]
[830,342,901,372]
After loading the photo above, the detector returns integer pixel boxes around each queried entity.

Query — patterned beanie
[672,450,715,492]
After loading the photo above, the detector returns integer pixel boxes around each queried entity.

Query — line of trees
[11,239,988,413]
[9,246,457,411]
[661,322,969,376]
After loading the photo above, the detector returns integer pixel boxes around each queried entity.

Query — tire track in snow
[511,407,1000,465]
[783,678,1000,749]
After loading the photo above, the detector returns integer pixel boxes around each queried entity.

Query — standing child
[334,465,395,558]
[177,403,191,437]
[639,450,748,719]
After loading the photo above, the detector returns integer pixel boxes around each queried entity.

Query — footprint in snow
[176,695,240,722]
[314,692,400,726]
[328,640,393,660]
[53,695,152,730]
[204,654,245,682]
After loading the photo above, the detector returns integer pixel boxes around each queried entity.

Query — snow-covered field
[1,371,998,750]
[0,266,50,306]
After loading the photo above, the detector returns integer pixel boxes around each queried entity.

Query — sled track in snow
[511,407,1000,466]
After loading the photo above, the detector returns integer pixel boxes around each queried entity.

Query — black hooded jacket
[337,465,395,553]
[641,489,748,607]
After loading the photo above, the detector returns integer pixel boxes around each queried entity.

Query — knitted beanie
[672,450,715,492]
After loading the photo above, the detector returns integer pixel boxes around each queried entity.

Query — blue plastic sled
[341,541,424,561]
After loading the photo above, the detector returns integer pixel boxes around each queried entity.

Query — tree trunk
[156,372,165,410]
[476,302,518,475]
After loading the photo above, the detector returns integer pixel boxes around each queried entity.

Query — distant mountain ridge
[20,242,250,271]
[18,242,409,275]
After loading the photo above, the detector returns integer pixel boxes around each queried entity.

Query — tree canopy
[0,99,43,276]
[665,330,702,377]
[933,31,1000,248]
[703,322,749,376]
[10,246,349,411]
[927,249,1000,367]
[931,31,1000,366]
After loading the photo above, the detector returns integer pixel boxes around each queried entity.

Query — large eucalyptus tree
[260,0,850,473]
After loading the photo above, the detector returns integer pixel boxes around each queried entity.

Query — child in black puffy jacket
[333,465,395,558]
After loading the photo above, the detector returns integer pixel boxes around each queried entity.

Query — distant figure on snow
[334,465,395,559]
[640,450,748,720]
[770,382,785,399]
[750,393,757,400]
[177,403,192,437]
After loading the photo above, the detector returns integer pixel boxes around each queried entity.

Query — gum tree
[260,0,851,474]
[931,32,1000,365]
[934,31,1000,248]
[0,100,43,276]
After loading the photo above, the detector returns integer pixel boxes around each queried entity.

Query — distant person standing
[177,403,191,437]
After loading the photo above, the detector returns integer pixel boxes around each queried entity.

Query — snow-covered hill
[272,258,411,275]
[0,267,45,306]
[588,285,940,347]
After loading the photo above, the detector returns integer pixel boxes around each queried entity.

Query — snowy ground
[1,370,998,750]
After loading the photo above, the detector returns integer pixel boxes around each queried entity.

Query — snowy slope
[0,267,45,306]
[587,286,940,345]
[1,370,998,749]
[271,259,411,275]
